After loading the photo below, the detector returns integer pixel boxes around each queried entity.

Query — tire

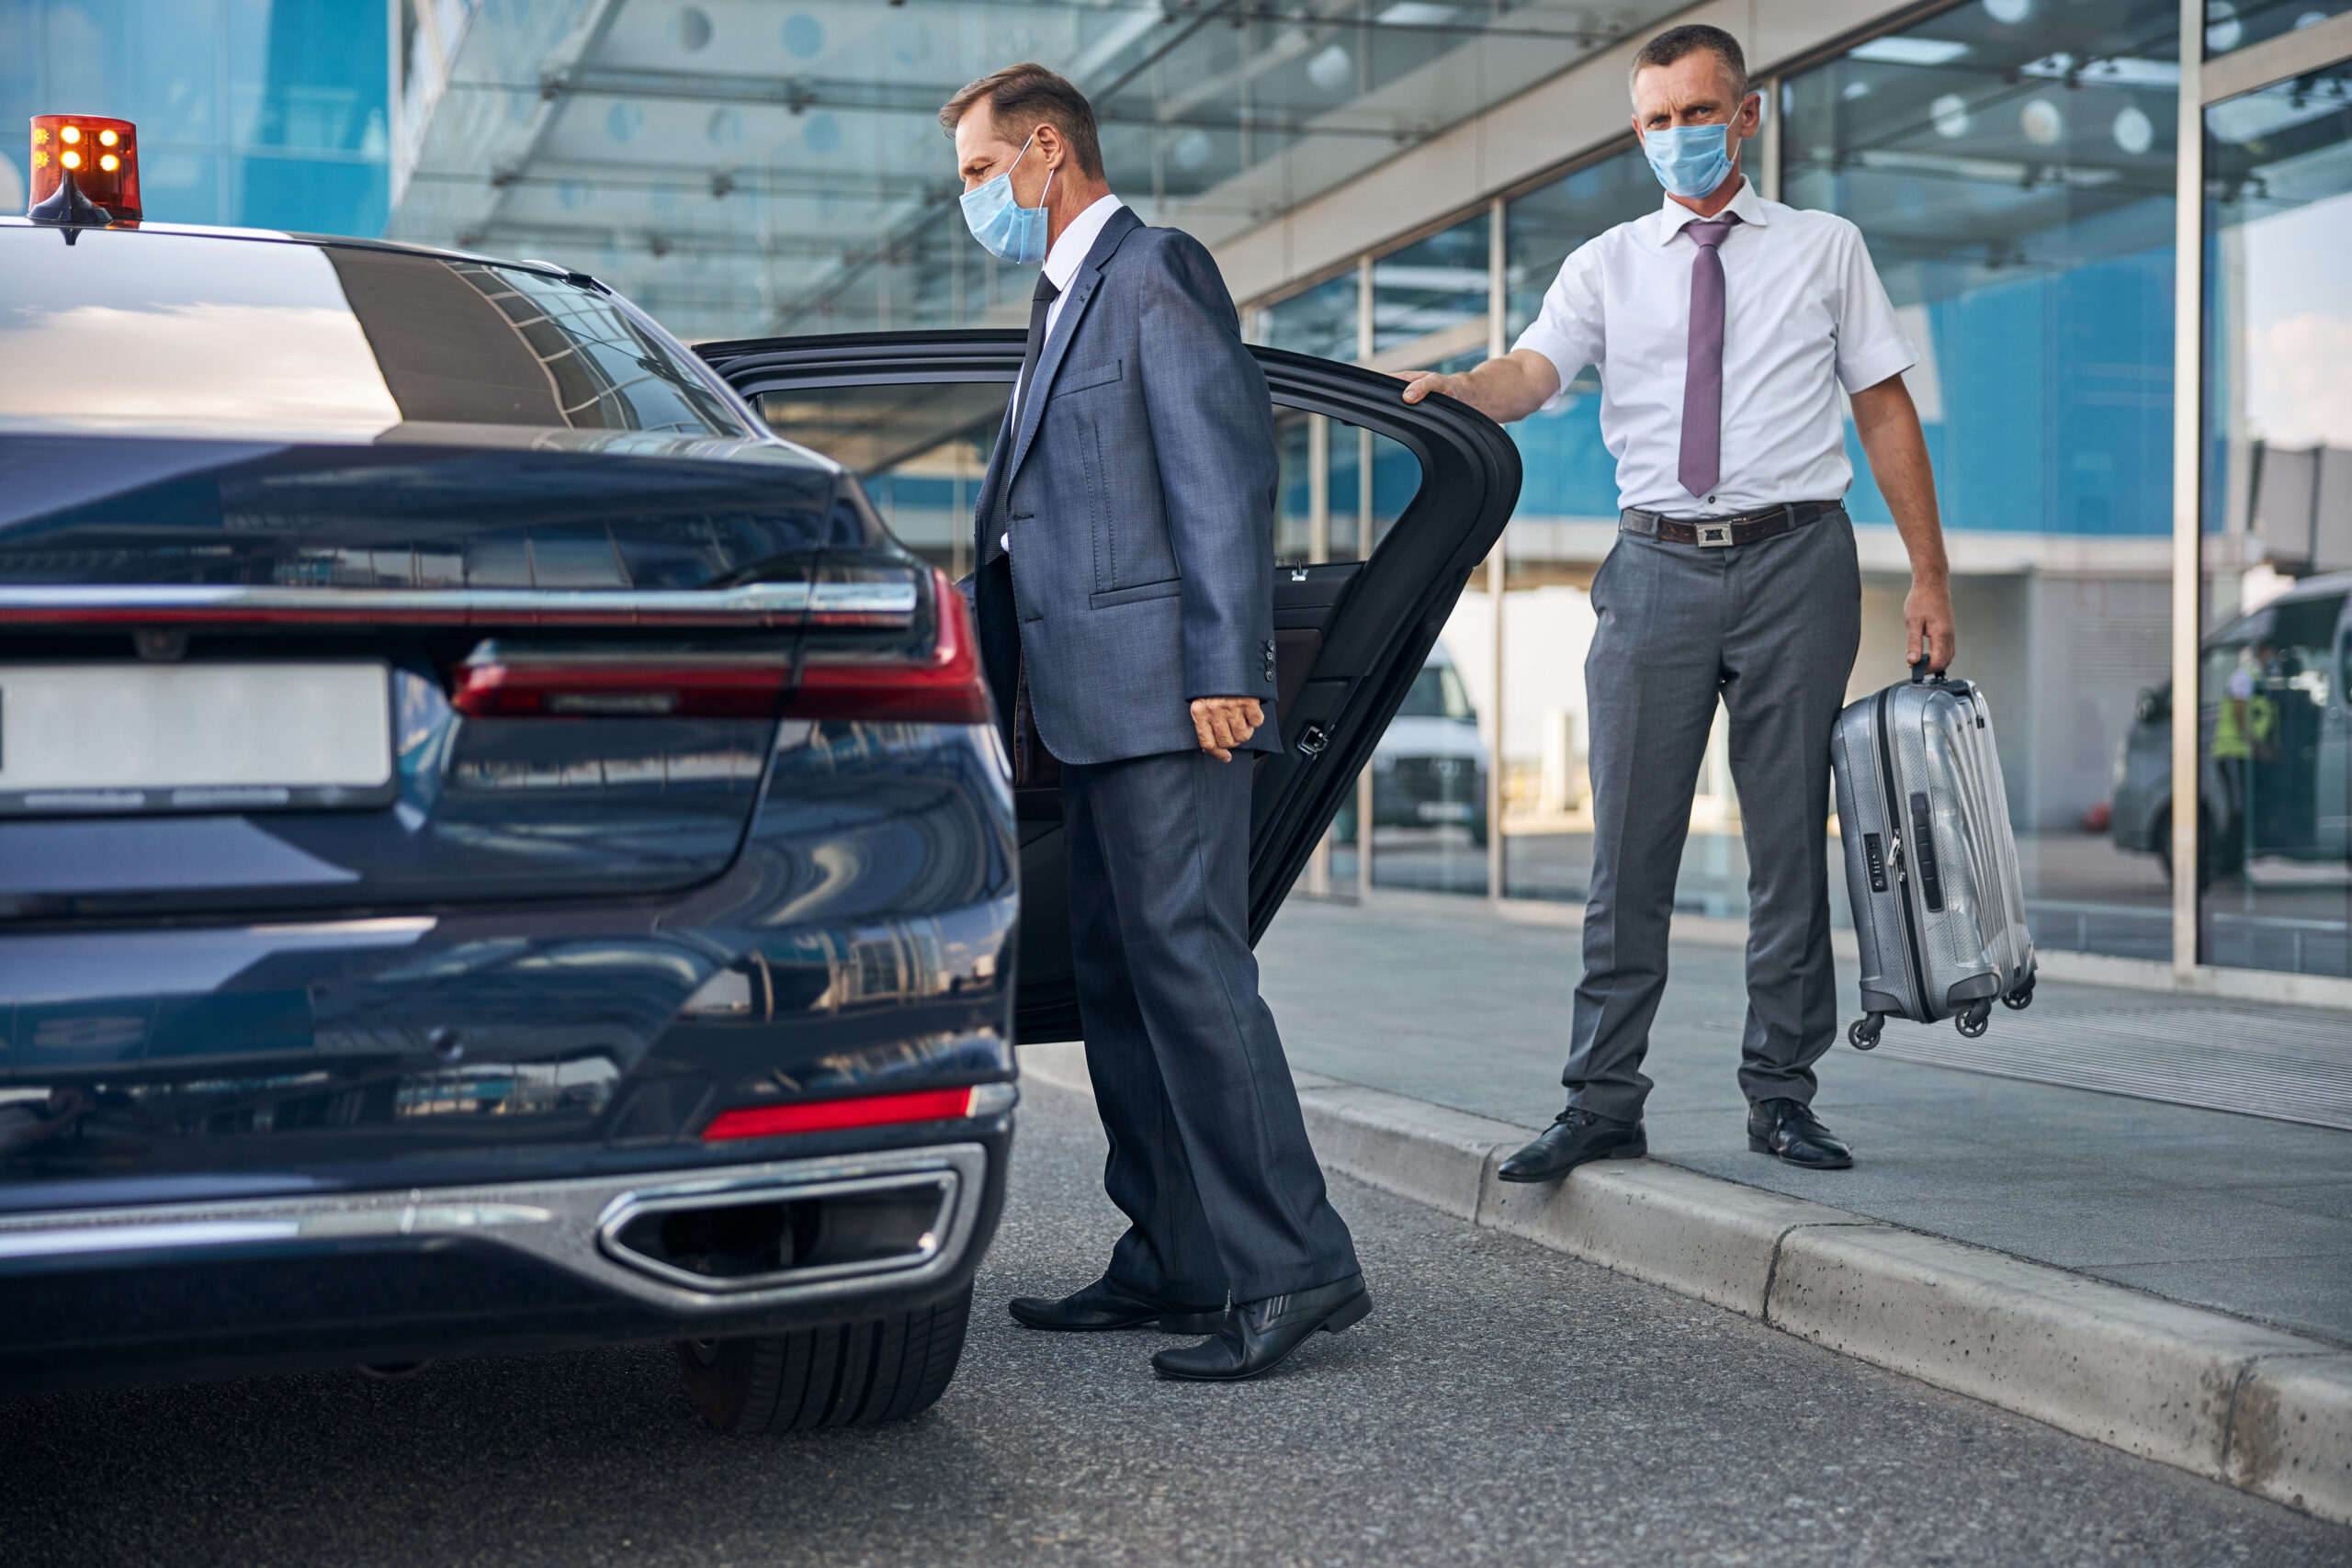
[2154,807,2239,891]
[676,1284,971,1433]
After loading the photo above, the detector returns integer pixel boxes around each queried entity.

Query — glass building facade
[1251,0,2352,984]
[1,1,391,237]
[8,0,2347,989]
[2199,46,2352,976]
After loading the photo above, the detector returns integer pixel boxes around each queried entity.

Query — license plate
[1417,800,1476,822]
[0,663,394,814]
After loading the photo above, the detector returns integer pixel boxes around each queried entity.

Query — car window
[2201,640,2250,704]
[1395,663,1475,721]
[754,381,1011,575]
[2267,593,2345,712]
[752,381,1432,579]
[1275,410,1422,568]
[0,227,750,442]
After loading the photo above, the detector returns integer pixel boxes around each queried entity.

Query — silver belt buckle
[1695,522,1734,547]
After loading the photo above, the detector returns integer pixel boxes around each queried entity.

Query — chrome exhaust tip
[597,1169,959,1293]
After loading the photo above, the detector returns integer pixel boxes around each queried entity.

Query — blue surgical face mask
[960,131,1056,265]
[1640,118,1738,198]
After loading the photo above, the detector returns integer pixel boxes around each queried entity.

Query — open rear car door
[696,330,1521,1043]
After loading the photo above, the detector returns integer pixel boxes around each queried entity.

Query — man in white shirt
[1401,24,1956,1178]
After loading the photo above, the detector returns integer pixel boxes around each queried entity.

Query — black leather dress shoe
[1747,1098,1854,1168]
[1008,1276,1227,1335]
[1150,1273,1372,1382]
[1496,1106,1646,1183]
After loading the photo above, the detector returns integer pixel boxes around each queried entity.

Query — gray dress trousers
[1563,511,1863,1121]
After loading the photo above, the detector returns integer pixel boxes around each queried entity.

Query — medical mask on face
[1641,119,1738,198]
[960,131,1056,265]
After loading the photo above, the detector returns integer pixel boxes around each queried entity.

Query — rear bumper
[0,1126,1008,1395]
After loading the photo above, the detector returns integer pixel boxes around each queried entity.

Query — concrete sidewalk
[1253,892,2352,1348]
[1022,896,2352,1520]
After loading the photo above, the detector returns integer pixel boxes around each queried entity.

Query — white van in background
[1337,643,1490,848]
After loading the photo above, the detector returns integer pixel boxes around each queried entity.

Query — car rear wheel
[675,1285,972,1433]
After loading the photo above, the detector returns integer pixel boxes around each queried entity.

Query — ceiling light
[1850,38,1970,65]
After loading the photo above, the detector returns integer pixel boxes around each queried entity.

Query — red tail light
[792,570,991,725]
[449,570,991,725]
[452,658,790,719]
[702,1087,977,1141]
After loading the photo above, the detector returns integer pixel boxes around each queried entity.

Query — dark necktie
[989,272,1060,562]
[1677,213,1740,501]
[1012,270,1061,440]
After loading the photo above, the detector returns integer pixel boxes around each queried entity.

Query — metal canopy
[389,0,1678,341]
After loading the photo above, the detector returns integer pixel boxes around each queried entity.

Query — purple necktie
[1678,214,1740,501]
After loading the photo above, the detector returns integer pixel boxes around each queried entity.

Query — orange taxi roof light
[28,115,141,224]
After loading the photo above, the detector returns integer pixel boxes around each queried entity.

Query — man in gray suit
[940,63,1367,1382]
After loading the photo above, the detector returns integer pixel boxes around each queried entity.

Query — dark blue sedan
[0,214,1517,1427]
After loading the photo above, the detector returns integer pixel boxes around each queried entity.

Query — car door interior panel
[697,330,1521,1043]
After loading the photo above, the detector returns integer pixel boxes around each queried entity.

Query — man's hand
[1396,349,1561,424]
[1397,368,1469,406]
[1191,697,1264,763]
[1905,575,1958,673]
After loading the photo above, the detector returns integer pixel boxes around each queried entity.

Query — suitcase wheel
[1848,1015,1883,1051]
[1955,1000,1993,1038]
[2002,989,2033,1011]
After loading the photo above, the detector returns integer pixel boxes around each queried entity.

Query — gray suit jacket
[971,206,1281,766]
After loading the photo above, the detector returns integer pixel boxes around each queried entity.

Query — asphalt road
[2,1083,2345,1568]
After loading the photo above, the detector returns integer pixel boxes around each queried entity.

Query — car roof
[0,215,585,287]
[0,219,837,468]
[2266,568,2352,603]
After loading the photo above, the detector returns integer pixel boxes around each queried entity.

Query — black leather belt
[1619,499,1842,547]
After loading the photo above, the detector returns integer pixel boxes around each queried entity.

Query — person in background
[940,62,1368,1382]
[1400,23,1957,1178]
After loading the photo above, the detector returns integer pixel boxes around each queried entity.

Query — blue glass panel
[0,0,388,235]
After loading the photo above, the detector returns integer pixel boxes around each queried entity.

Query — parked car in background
[2109,571,2351,885]
[1335,644,1489,848]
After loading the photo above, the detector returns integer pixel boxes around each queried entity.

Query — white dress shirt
[1003,194,1125,552]
[1512,180,1916,517]
[1012,193,1126,416]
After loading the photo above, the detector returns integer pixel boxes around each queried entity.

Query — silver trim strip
[0,581,917,621]
[0,1145,989,1313]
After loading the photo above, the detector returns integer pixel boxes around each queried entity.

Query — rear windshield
[0,437,874,590]
[0,225,751,444]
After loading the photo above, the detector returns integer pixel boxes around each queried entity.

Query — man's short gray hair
[1628,24,1749,104]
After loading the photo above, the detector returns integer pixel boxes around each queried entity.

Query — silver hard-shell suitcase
[1831,662,2036,1048]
